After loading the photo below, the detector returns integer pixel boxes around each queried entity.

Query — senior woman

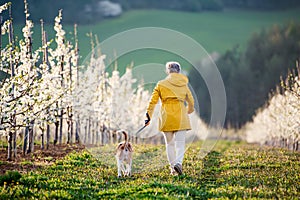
[145,61,194,175]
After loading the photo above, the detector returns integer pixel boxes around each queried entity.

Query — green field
[1,141,299,199]
[7,8,300,72]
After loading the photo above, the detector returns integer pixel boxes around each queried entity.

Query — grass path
[1,141,299,199]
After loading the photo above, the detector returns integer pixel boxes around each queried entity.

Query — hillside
[4,8,300,71]
[0,141,299,199]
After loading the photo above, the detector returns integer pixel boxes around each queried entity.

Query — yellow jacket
[147,73,194,132]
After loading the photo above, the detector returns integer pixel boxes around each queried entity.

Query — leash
[134,125,147,135]
[134,113,150,135]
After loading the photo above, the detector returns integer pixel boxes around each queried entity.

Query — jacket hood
[166,73,188,87]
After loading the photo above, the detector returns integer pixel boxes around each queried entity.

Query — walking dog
[116,130,133,177]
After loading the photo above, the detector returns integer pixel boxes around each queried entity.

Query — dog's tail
[122,131,128,142]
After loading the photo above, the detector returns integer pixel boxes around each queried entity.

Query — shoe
[170,166,176,176]
[174,163,183,175]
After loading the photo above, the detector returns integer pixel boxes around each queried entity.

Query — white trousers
[163,130,186,167]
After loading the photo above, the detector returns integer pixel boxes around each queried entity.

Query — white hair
[165,61,181,74]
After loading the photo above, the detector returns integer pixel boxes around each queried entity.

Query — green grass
[1,141,299,199]
[5,8,300,73]
[0,171,22,186]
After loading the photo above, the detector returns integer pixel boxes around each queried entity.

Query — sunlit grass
[1,140,299,199]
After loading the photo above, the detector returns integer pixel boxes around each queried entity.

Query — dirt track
[0,144,85,175]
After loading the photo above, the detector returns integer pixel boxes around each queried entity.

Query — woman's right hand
[145,112,151,126]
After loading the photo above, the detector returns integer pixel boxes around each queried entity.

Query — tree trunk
[42,20,51,150]
[91,120,95,145]
[102,125,107,145]
[75,115,80,143]
[40,127,44,150]
[46,124,50,149]
[27,121,34,154]
[59,54,64,145]
[7,132,13,161]
[84,119,87,144]
[7,4,15,161]
[70,120,73,144]
[12,129,16,158]
[293,140,299,151]
[67,117,70,144]
[54,120,59,146]
[88,117,91,144]
[96,121,99,145]
[100,125,104,145]
[74,24,80,144]
[23,127,28,155]
[108,129,112,144]
[67,107,73,144]
[59,108,63,144]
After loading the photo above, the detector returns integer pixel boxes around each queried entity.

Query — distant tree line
[189,23,300,128]
[222,0,300,10]
[1,0,300,25]
[114,0,223,12]
[112,0,300,12]
[0,0,121,24]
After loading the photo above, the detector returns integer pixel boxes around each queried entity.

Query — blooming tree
[245,65,300,150]
[0,1,78,159]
